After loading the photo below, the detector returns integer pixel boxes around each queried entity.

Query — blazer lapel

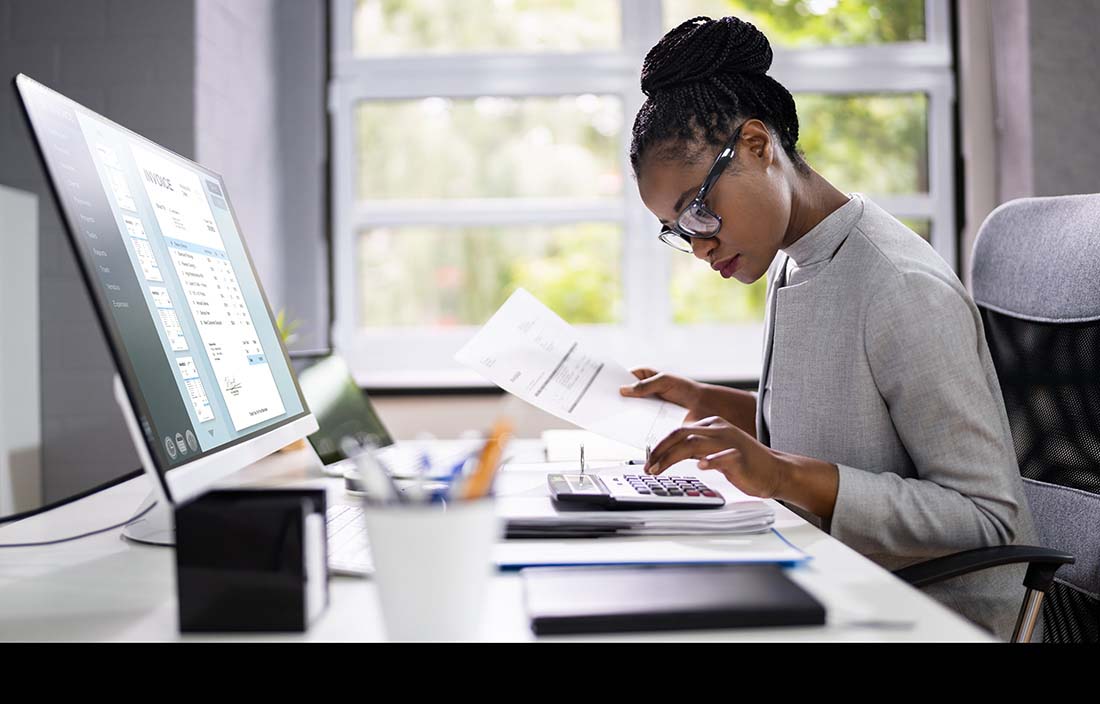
[756,253,788,446]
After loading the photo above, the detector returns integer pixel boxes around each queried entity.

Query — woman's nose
[691,235,718,260]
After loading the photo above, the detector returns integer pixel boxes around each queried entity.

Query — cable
[0,468,144,526]
[0,501,158,548]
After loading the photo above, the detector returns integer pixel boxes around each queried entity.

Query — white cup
[362,498,501,641]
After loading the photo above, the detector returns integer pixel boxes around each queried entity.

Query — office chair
[893,194,1100,643]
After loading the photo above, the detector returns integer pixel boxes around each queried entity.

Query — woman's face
[636,120,792,285]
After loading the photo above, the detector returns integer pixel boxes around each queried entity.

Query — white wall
[195,0,329,352]
[0,185,41,514]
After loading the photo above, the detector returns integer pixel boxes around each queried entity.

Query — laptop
[290,352,486,575]
[290,352,478,480]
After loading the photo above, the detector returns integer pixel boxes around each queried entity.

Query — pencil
[462,418,513,501]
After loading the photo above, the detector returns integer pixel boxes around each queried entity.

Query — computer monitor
[14,74,317,544]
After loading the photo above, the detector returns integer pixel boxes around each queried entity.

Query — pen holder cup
[363,497,501,641]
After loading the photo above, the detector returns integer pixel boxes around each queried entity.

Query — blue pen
[442,450,477,501]
[407,448,433,503]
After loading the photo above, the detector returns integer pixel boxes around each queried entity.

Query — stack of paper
[497,495,775,536]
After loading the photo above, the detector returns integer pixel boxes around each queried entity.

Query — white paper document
[497,495,776,535]
[455,289,687,450]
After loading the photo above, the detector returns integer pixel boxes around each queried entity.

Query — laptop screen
[16,75,308,471]
[291,354,393,465]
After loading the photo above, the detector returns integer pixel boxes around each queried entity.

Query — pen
[341,437,404,505]
[461,418,513,501]
[442,450,477,502]
[404,448,432,503]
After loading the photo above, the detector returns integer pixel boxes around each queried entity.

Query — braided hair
[629,15,808,176]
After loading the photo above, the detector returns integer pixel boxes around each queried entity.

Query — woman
[619,15,1039,641]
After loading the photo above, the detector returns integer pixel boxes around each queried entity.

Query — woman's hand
[644,416,787,499]
[618,368,723,424]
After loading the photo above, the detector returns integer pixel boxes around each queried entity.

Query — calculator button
[685,490,700,496]
[702,491,718,497]
[667,489,683,496]
[652,489,668,496]
[634,488,651,494]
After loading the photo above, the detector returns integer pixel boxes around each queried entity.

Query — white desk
[0,444,996,642]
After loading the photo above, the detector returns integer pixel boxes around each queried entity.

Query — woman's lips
[714,254,741,278]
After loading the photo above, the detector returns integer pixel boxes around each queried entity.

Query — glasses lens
[659,228,693,252]
[676,203,720,237]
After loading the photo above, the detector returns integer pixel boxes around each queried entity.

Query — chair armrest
[892,545,1075,591]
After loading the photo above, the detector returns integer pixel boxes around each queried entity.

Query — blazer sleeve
[826,270,1026,560]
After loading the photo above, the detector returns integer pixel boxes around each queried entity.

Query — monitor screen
[16,75,309,477]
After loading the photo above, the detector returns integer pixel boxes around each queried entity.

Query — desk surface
[0,443,996,642]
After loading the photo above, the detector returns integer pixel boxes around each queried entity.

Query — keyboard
[326,504,373,576]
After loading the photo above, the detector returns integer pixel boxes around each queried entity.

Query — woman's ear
[739,119,774,168]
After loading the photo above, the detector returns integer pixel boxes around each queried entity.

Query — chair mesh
[1040,581,1100,644]
[980,308,1100,643]
[981,310,1100,493]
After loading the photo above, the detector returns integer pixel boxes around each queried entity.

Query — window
[330,0,954,387]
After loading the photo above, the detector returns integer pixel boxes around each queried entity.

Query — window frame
[329,0,955,389]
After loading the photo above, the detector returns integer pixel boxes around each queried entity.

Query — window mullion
[353,199,627,228]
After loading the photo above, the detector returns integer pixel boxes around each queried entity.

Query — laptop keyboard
[326,504,373,576]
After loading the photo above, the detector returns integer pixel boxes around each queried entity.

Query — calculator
[547,473,725,510]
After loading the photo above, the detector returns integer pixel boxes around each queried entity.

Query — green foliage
[356,0,620,54]
[275,309,303,345]
[352,1,930,329]
[357,96,623,201]
[358,224,622,327]
[665,0,925,46]
[797,93,928,194]
[672,259,768,324]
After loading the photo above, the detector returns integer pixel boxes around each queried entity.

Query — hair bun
[640,15,773,97]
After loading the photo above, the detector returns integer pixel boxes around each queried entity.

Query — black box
[174,488,329,633]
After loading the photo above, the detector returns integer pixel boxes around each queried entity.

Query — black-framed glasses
[658,123,744,253]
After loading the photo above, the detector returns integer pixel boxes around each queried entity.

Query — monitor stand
[114,374,176,547]
[120,488,174,546]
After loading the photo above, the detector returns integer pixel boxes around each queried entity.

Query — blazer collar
[782,193,864,269]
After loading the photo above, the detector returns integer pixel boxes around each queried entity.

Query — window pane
[796,93,928,194]
[670,256,767,324]
[358,224,622,327]
[353,0,620,55]
[356,96,623,200]
[664,0,925,47]
[899,217,931,241]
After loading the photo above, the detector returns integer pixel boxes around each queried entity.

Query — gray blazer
[757,195,1040,641]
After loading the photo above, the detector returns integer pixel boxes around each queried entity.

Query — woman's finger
[697,447,741,471]
[620,371,670,398]
[629,367,658,381]
[645,434,727,475]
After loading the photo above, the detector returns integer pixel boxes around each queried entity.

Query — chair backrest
[971,193,1100,643]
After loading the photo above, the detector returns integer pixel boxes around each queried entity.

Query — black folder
[522,563,826,635]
